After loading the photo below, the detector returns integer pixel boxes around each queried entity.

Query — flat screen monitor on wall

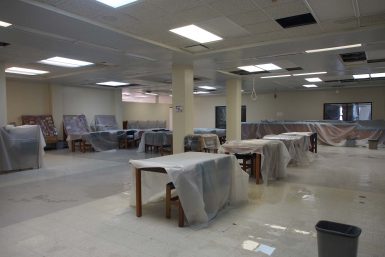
[323,102,372,121]
[215,105,246,129]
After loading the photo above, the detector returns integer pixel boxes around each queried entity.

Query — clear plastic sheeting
[81,130,126,152]
[137,131,172,153]
[184,134,221,152]
[220,139,291,184]
[93,115,119,131]
[262,134,313,165]
[241,120,385,147]
[63,114,90,146]
[125,120,166,129]
[0,125,46,172]
[194,128,226,138]
[129,152,249,228]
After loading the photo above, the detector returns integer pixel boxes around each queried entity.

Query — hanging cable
[251,76,257,101]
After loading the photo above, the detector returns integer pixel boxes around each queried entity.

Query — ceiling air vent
[0,42,10,47]
[340,51,366,63]
[367,58,385,63]
[275,13,317,29]
[286,67,303,71]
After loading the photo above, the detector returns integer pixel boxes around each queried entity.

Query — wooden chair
[234,153,262,184]
[165,182,185,227]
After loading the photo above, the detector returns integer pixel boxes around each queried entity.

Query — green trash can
[315,220,361,257]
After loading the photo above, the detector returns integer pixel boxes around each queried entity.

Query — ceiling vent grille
[340,52,367,64]
[275,13,317,29]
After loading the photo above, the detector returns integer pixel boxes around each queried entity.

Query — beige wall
[6,78,51,125]
[122,102,171,128]
[194,86,385,127]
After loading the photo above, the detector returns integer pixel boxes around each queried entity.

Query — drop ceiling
[1,0,385,95]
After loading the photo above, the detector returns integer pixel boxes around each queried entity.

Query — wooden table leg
[255,154,261,184]
[135,168,142,217]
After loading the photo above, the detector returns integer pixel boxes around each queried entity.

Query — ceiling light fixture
[237,66,264,72]
[144,92,158,96]
[255,63,282,71]
[5,67,49,75]
[95,0,138,8]
[260,74,291,79]
[170,25,222,43]
[96,81,129,86]
[353,74,369,79]
[293,71,327,76]
[39,56,93,68]
[198,86,216,90]
[193,91,210,95]
[370,72,385,78]
[302,84,318,88]
[305,77,322,82]
[0,20,12,27]
[305,44,362,53]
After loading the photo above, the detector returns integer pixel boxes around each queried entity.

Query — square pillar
[0,64,7,126]
[226,79,242,141]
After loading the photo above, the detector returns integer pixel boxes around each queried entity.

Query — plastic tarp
[125,120,166,129]
[220,139,290,184]
[129,152,249,228]
[262,134,313,165]
[0,125,46,172]
[241,120,385,147]
[194,128,226,138]
[81,130,126,151]
[93,115,119,131]
[137,131,172,153]
[184,134,221,152]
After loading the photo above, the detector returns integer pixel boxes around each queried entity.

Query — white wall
[6,78,51,125]
[194,86,385,128]
[122,102,171,128]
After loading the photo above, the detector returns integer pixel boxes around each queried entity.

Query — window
[323,102,372,121]
[215,106,246,129]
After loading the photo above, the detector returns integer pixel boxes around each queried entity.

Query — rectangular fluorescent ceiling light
[96,81,129,86]
[0,20,12,27]
[39,56,93,68]
[293,71,327,76]
[144,92,158,96]
[95,0,138,8]
[5,67,49,75]
[353,74,369,79]
[198,86,216,90]
[302,84,318,88]
[261,74,291,79]
[305,77,322,82]
[255,63,282,71]
[370,72,385,78]
[305,44,362,53]
[170,25,222,43]
[237,66,264,72]
[193,91,210,94]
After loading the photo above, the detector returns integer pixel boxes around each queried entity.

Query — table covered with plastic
[137,131,172,153]
[129,152,249,227]
[220,139,291,184]
[0,125,46,172]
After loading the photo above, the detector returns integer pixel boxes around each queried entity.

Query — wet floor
[0,146,384,257]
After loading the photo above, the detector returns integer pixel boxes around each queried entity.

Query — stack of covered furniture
[21,115,58,146]
[63,114,92,152]
[124,120,166,130]
[0,125,45,172]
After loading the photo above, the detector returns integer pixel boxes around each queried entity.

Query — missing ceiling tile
[340,52,367,63]
[230,70,269,76]
[286,67,303,71]
[275,13,317,29]
[0,42,10,47]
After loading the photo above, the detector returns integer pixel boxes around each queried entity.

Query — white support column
[226,78,242,141]
[172,64,194,153]
[0,64,7,126]
[114,88,123,129]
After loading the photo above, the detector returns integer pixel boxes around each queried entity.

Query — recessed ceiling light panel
[255,63,282,71]
[39,56,93,68]
[260,74,291,79]
[96,81,129,86]
[193,91,210,95]
[293,71,327,76]
[353,74,369,79]
[305,77,322,82]
[198,86,216,90]
[370,73,385,78]
[5,67,49,75]
[237,66,264,72]
[95,0,138,8]
[302,84,318,88]
[305,44,362,53]
[0,20,12,27]
[170,25,222,43]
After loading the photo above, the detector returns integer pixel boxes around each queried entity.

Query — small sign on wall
[175,105,183,112]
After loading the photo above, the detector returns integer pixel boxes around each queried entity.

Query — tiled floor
[0,145,384,257]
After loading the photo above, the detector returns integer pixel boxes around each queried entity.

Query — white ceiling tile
[243,20,283,34]
[357,0,385,16]
[262,0,310,19]
[228,10,271,26]
[252,0,299,8]
[197,17,251,38]
[207,0,258,15]
[360,14,385,27]
[306,0,355,21]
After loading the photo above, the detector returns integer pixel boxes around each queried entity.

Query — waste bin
[315,220,361,257]
[368,139,378,150]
